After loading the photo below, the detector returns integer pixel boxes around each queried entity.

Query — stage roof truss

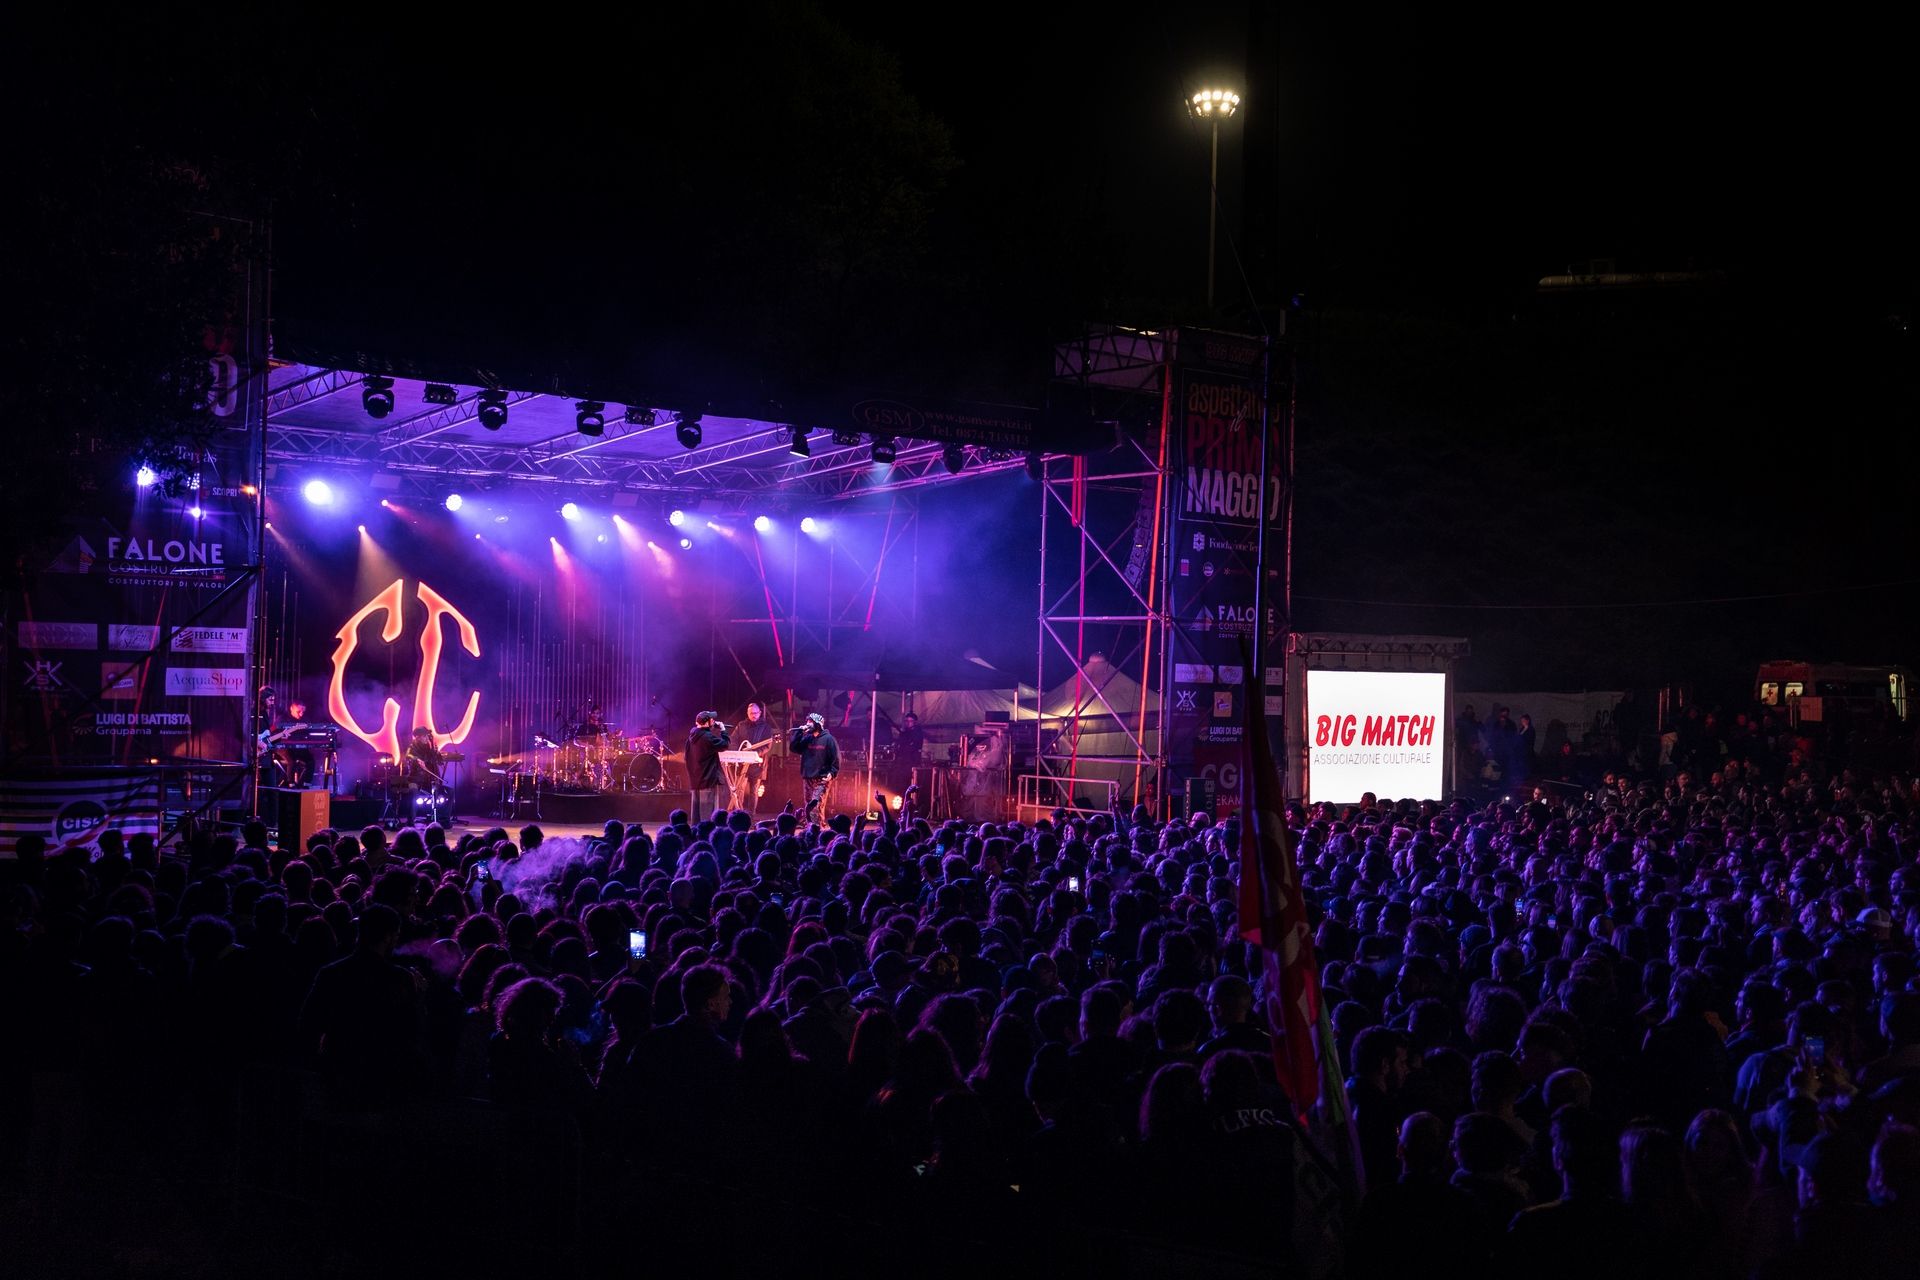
[264,362,1046,502]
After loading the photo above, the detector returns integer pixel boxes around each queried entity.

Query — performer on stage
[732,700,778,819]
[259,692,316,786]
[399,727,448,822]
[686,711,730,819]
[789,712,840,822]
[895,712,927,766]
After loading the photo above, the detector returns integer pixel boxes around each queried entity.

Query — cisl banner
[1163,329,1285,813]
[1305,670,1448,803]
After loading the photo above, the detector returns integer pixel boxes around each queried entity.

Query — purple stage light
[136,465,158,488]
[303,479,334,506]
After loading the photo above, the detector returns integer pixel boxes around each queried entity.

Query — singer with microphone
[788,712,840,822]
[686,710,730,820]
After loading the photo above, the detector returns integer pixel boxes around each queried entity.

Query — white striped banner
[0,772,162,858]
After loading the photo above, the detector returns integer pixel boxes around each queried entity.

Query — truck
[1754,659,1910,723]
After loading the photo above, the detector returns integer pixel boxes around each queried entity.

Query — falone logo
[328,579,482,761]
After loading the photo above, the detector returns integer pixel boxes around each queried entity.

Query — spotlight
[136,465,158,488]
[445,493,464,512]
[623,405,657,426]
[357,523,367,532]
[188,505,204,519]
[361,375,396,419]
[800,516,818,534]
[575,401,606,436]
[1026,450,1045,481]
[494,514,509,524]
[303,478,334,506]
[675,413,703,449]
[379,498,392,508]
[476,389,510,430]
[668,509,686,527]
[870,436,898,465]
[788,426,811,458]
[596,533,607,543]
[832,429,862,447]
[678,537,692,550]
[186,472,202,491]
[561,502,581,520]
[754,515,772,533]
[943,444,967,474]
[423,383,458,406]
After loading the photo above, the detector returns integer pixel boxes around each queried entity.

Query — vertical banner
[1163,329,1284,815]
[8,440,259,766]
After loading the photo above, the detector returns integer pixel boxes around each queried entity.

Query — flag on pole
[1235,663,1324,1115]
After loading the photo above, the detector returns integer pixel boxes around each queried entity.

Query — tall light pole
[1189,87,1241,314]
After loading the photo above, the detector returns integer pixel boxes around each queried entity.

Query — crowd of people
[5,703,1920,1277]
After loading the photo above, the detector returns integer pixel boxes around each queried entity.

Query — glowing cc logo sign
[327,578,482,761]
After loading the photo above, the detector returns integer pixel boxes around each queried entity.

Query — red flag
[1236,658,1325,1116]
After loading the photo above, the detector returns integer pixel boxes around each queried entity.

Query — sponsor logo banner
[18,620,97,650]
[170,626,249,654]
[108,624,162,650]
[100,665,144,700]
[1173,663,1214,684]
[165,667,249,697]
[1305,669,1448,804]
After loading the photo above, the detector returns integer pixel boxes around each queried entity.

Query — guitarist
[732,700,779,819]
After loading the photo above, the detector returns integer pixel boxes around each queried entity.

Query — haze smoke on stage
[489,835,592,912]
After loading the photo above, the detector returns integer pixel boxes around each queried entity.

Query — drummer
[731,700,780,820]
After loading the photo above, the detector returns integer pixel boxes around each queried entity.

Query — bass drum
[616,752,664,792]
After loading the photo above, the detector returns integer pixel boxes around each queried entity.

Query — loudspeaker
[268,787,331,851]
[1184,775,1216,820]
[329,795,384,832]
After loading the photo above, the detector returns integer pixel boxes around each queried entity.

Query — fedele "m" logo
[327,579,482,761]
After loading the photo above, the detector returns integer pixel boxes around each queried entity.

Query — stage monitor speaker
[329,795,384,832]
[269,787,330,851]
[1184,776,1216,821]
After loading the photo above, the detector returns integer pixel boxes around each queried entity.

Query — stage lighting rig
[675,413,703,449]
[576,401,607,436]
[476,389,510,430]
[623,405,657,426]
[361,375,397,419]
[832,429,862,447]
[423,383,458,406]
[870,436,898,465]
[788,426,811,458]
[942,444,967,475]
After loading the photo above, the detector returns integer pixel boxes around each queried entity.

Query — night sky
[11,3,1914,695]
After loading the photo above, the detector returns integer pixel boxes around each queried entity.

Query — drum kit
[498,718,678,797]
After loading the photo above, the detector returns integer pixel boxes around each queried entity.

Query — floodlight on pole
[1188,87,1240,313]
